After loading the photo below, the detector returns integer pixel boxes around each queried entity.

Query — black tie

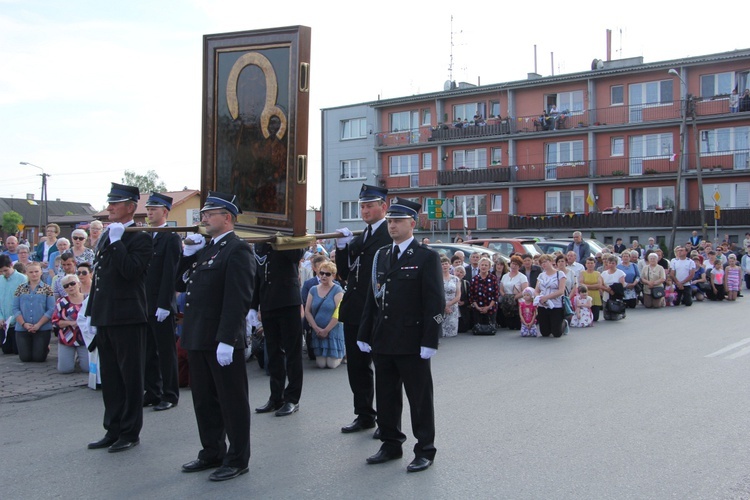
[390,245,400,267]
[364,224,372,241]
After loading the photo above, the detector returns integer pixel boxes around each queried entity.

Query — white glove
[335,228,354,249]
[247,309,259,328]
[108,223,125,243]
[155,308,170,322]
[183,234,206,256]
[216,342,234,366]
[357,341,372,353]
[420,347,437,359]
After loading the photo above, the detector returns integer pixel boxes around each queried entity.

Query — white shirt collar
[393,237,414,256]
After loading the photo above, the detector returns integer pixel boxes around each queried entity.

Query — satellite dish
[591,58,604,70]
[443,80,452,91]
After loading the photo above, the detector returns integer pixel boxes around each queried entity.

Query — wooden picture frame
[202,26,311,236]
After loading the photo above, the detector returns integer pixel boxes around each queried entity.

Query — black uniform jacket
[178,233,255,350]
[358,240,445,355]
[250,243,303,313]
[335,222,391,325]
[87,229,153,327]
[145,231,181,315]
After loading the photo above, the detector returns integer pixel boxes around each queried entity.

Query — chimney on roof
[26,193,34,200]
[606,29,612,61]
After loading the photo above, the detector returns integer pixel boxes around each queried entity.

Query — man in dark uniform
[177,192,255,482]
[142,192,182,412]
[251,242,304,417]
[358,198,445,473]
[335,184,390,435]
[86,183,153,453]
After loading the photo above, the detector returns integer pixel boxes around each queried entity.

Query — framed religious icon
[202,26,311,236]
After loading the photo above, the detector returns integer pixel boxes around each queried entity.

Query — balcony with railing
[375,97,746,148]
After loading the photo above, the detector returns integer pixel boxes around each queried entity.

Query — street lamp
[20,161,50,229]
[666,68,707,255]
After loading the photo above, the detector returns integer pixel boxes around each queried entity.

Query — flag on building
[586,191,595,208]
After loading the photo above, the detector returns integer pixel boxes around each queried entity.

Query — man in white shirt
[669,246,696,306]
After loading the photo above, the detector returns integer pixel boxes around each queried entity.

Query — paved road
[2,300,750,499]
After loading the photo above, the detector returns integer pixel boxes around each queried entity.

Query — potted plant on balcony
[644,168,658,175]
[611,170,625,176]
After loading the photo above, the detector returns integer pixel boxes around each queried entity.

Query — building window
[341,201,360,221]
[491,148,502,166]
[341,118,366,140]
[611,85,624,105]
[454,195,487,217]
[340,159,365,180]
[452,102,484,122]
[422,152,432,170]
[630,133,674,158]
[612,188,625,208]
[629,80,673,106]
[421,109,432,126]
[389,154,419,176]
[630,186,675,210]
[611,137,624,156]
[453,148,488,169]
[491,194,503,212]
[390,111,416,132]
[546,190,585,214]
[556,90,585,113]
[700,72,734,98]
[702,182,750,208]
[490,101,501,118]
[700,126,750,155]
[546,141,584,165]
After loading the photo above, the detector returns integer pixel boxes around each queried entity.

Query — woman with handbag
[499,255,528,331]
[304,261,345,369]
[534,254,567,338]
[641,253,666,308]
[617,251,641,309]
[469,257,499,334]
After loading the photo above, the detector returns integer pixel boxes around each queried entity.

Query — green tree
[2,210,23,235]
[121,169,167,194]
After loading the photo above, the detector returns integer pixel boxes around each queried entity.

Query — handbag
[472,322,496,335]
[562,295,574,318]
[650,285,665,299]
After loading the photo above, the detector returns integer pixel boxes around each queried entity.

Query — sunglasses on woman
[318,272,333,277]
[72,236,86,241]
[63,282,79,289]
[77,270,89,276]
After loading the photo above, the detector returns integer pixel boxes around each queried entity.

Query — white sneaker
[562,320,570,335]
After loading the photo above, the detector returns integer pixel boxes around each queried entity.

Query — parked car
[537,238,607,258]
[465,238,542,257]
[427,242,509,264]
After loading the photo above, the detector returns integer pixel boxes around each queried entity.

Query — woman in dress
[453,265,471,333]
[617,251,641,308]
[499,255,528,330]
[534,254,567,337]
[12,262,55,362]
[51,273,89,373]
[725,254,742,301]
[70,229,96,265]
[579,257,604,321]
[304,260,345,369]
[469,257,499,330]
[641,252,666,308]
[440,256,461,337]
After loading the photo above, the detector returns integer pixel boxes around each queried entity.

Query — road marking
[706,338,750,358]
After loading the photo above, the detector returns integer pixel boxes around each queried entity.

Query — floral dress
[570,295,593,327]
[442,275,459,337]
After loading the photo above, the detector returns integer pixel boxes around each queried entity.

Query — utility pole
[691,96,707,242]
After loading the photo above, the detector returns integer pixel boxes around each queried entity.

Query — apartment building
[322,48,750,245]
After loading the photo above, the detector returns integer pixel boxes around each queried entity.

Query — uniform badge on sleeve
[433,314,444,324]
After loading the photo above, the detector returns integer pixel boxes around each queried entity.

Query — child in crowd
[725,254,741,301]
[519,287,538,337]
[664,276,678,306]
[711,259,726,301]
[570,285,593,327]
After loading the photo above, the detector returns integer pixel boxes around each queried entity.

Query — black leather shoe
[275,402,299,416]
[366,449,402,464]
[255,400,283,413]
[108,438,140,453]
[143,396,160,407]
[373,428,381,440]
[88,436,117,450]
[406,457,433,472]
[154,401,176,411]
[182,458,223,473]
[209,465,249,482]
[341,419,376,433]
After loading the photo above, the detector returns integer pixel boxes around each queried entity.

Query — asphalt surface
[1,299,750,499]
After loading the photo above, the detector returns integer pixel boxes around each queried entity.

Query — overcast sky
[1,0,747,212]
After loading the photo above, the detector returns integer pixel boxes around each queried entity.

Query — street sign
[713,190,721,204]
[714,205,721,220]
[427,198,455,220]
[17,224,25,231]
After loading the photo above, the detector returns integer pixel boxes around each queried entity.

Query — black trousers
[343,322,375,423]
[675,285,693,306]
[2,326,19,354]
[537,307,565,337]
[97,324,146,442]
[373,353,436,460]
[187,348,250,469]
[144,314,179,404]
[263,306,303,404]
